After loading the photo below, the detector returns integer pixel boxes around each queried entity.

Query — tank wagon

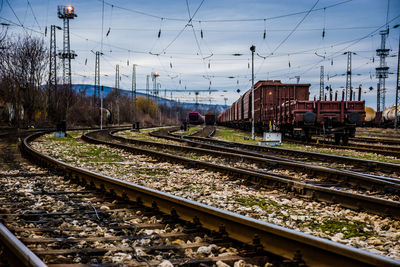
[217,80,365,145]
[188,111,205,125]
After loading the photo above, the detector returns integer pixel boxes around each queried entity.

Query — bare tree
[0,35,48,127]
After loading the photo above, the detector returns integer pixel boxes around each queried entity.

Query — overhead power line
[95,0,351,23]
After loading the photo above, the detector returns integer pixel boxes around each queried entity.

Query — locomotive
[217,80,365,145]
[188,111,205,125]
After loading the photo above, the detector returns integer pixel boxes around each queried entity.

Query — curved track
[0,129,399,266]
[102,129,400,217]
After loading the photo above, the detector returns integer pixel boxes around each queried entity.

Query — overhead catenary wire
[27,0,41,31]
[95,0,351,23]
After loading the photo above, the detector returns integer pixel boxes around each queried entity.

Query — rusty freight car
[217,80,365,145]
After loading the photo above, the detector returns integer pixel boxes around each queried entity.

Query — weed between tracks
[303,219,374,239]
[213,127,261,145]
[41,132,122,163]
[234,195,375,239]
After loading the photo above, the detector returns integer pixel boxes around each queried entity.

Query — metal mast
[57,6,77,87]
[376,29,390,112]
[94,51,101,107]
[115,64,120,125]
[319,66,324,100]
[344,51,352,101]
[395,25,400,130]
[132,64,137,124]
[48,25,58,117]
[146,75,150,98]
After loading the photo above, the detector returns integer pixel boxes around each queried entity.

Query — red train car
[217,80,365,145]
[205,113,216,125]
[188,111,205,125]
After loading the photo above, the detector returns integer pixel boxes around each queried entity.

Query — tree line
[0,33,201,128]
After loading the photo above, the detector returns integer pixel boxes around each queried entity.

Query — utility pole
[344,51,353,101]
[115,64,120,125]
[376,28,390,112]
[48,25,60,119]
[250,45,255,140]
[132,64,137,125]
[319,65,324,100]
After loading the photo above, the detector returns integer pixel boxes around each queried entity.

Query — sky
[1,0,400,109]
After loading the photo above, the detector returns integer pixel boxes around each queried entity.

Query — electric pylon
[344,51,353,101]
[48,25,58,118]
[319,66,324,100]
[376,29,390,112]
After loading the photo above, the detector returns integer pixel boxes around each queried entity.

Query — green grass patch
[234,195,284,210]
[76,146,122,163]
[183,125,201,135]
[304,219,374,239]
[43,132,122,163]
[214,127,261,145]
[137,168,168,177]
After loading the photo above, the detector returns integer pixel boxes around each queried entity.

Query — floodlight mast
[57,5,77,89]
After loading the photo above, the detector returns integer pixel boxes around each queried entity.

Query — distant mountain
[72,84,228,114]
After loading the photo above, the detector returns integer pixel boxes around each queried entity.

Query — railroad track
[95,128,400,219]
[1,129,398,266]
[350,136,400,146]
[283,138,400,158]
[170,128,400,178]
[1,131,282,266]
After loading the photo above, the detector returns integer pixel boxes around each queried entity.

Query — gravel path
[31,132,400,260]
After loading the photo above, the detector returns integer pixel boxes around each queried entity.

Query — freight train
[217,80,366,145]
[188,111,216,125]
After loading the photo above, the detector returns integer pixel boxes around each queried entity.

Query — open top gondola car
[218,80,365,145]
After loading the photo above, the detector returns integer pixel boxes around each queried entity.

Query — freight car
[205,113,216,125]
[188,111,205,125]
[217,80,365,145]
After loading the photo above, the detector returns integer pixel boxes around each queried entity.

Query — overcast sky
[1,0,400,109]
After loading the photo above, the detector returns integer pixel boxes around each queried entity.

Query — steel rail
[112,129,400,190]
[149,129,400,183]
[0,223,46,267]
[21,131,400,267]
[149,128,400,185]
[90,129,400,218]
[177,133,400,175]
[284,138,400,157]
[350,136,400,145]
